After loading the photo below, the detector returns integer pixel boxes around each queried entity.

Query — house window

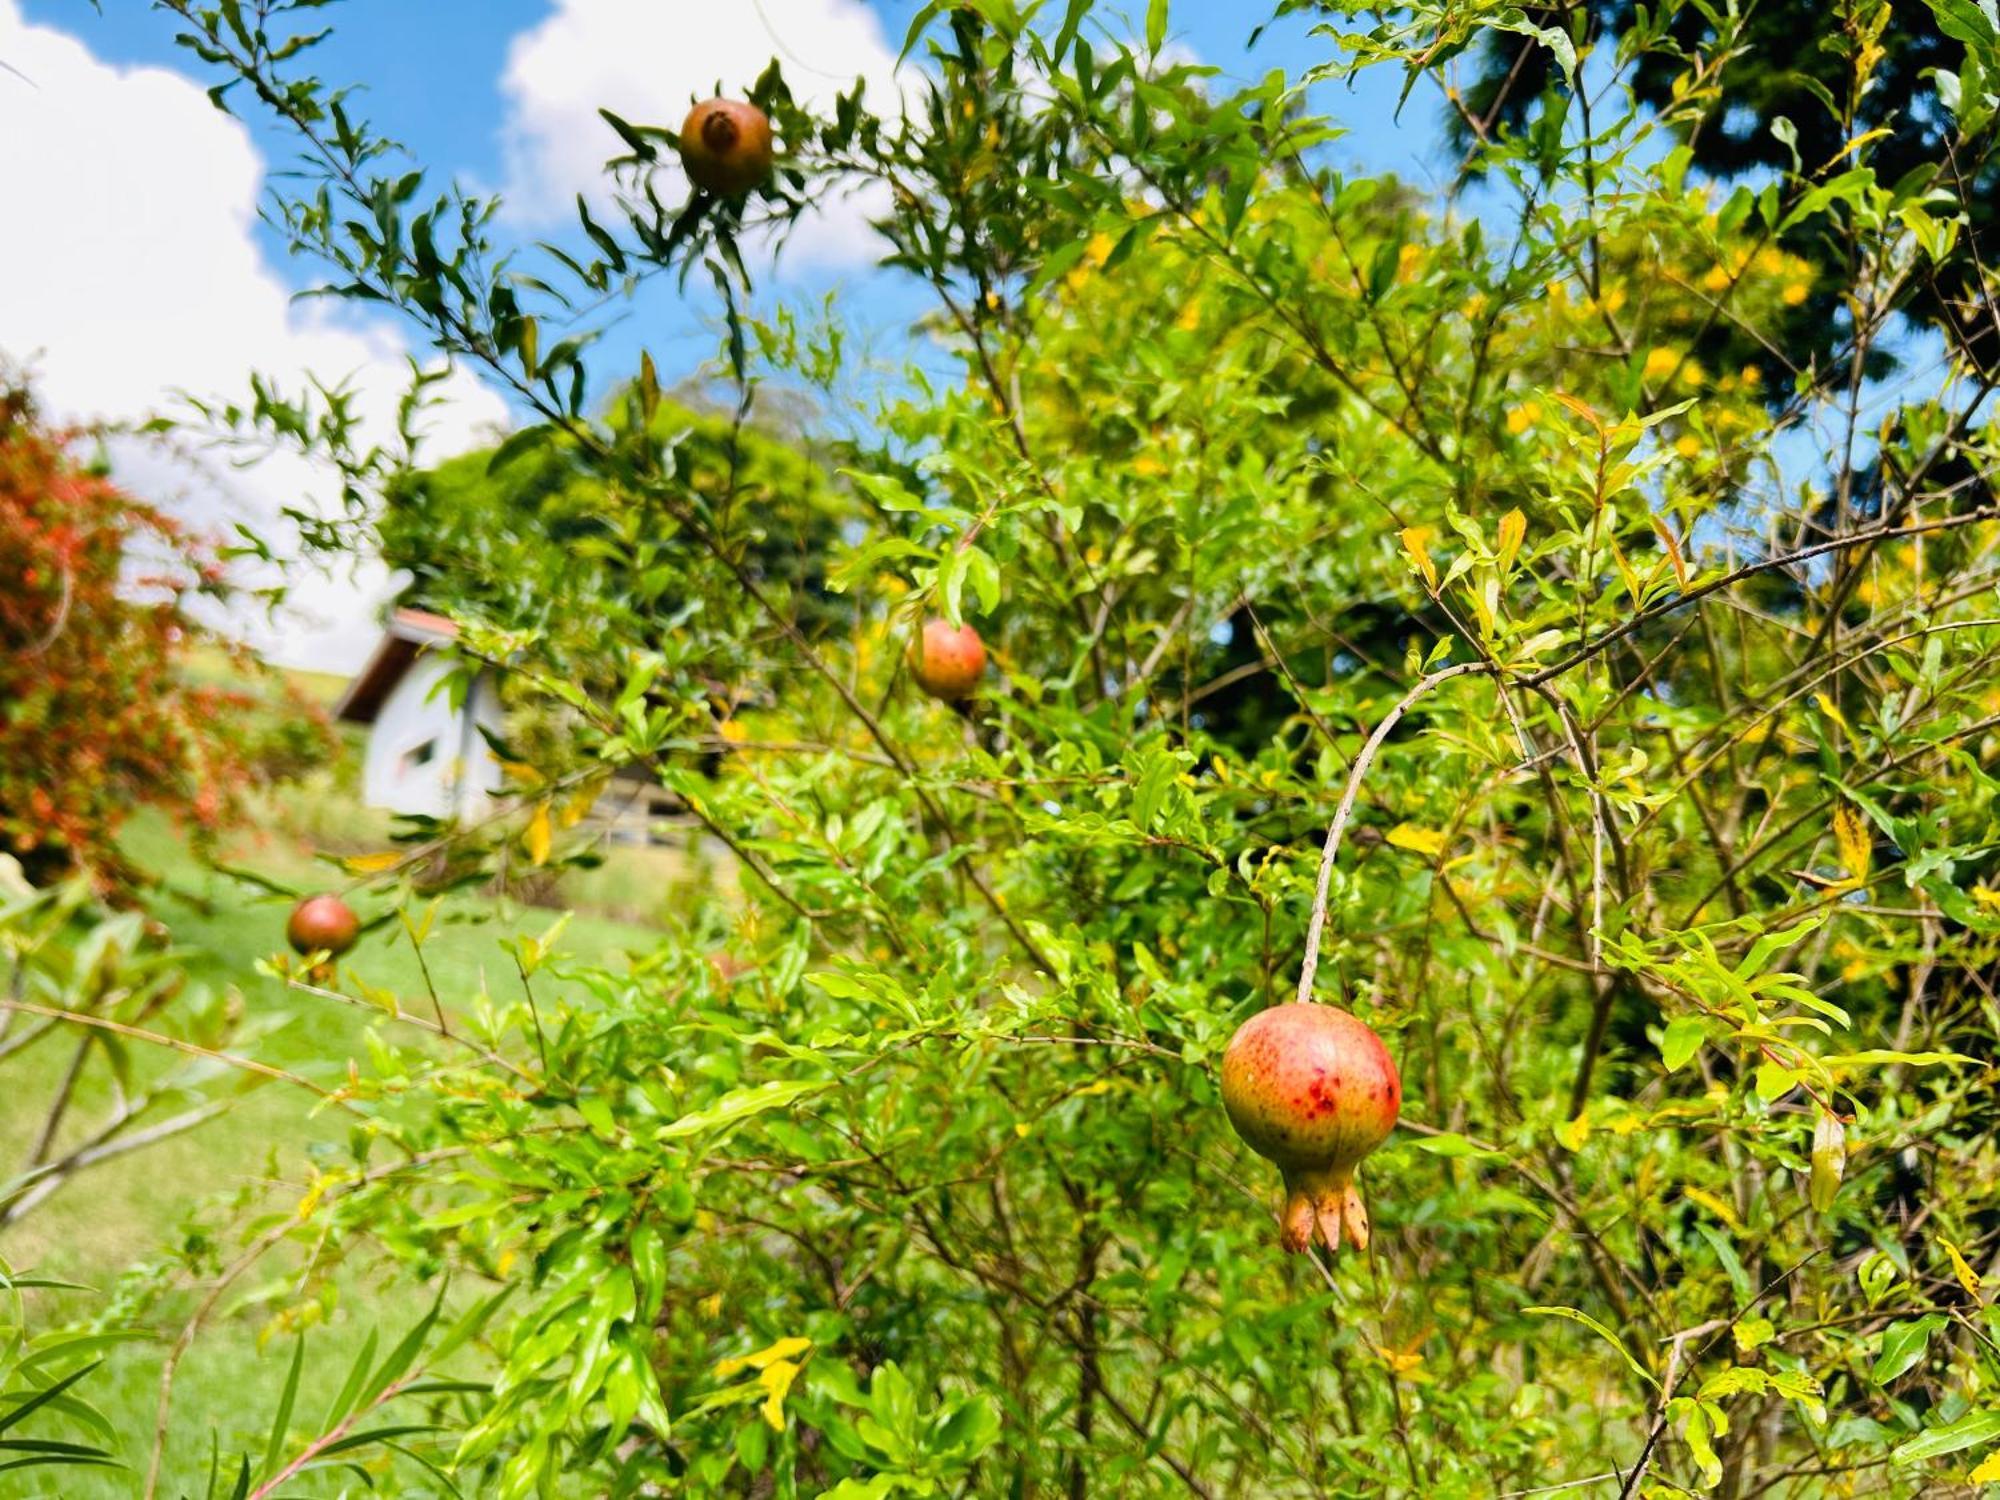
[400,738,438,774]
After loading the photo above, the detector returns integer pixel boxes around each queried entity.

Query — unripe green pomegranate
[1220,1003,1400,1254]
[909,618,987,701]
[287,894,360,958]
[678,98,775,196]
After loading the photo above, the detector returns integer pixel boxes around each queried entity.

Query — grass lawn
[2,783,686,1496]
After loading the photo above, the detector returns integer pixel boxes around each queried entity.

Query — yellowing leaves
[1555,1112,1592,1152]
[1810,1111,1846,1213]
[524,803,553,867]
[1732,1316,1776,1354]
[1970,1450,2000,1484]
[1370,1334,1432,1382]
[342,851,403,875]
[1941,1238,1984,1302]
[1832,802,1872,886]
[713,1337,813,1431]
[1386,823,1448,857]
[1496,508,1527,573]
[757,1359,802,1429]
[1684,1185,1742,1229]
[1399,526,1439,591]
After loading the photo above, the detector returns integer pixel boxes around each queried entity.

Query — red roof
[332,608,461,724]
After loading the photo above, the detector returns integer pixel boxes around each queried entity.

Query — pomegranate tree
[1220,1003,1400,1254]
[909,618,987,701]
[287,893,360,958]
[678,98,775,196]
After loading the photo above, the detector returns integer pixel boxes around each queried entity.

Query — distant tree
[378,390,859,683]
[1440,0,1998,372]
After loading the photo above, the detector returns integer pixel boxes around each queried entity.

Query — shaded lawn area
[1,807,669,1497]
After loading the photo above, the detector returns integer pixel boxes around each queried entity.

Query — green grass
[3,779,683,1496]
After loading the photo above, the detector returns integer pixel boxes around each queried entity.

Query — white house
[334,608,506,820]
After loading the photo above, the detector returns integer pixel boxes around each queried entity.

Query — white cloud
[0,0,507,674]
[498,0,907,265]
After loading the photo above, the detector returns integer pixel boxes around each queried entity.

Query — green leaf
[0,1362,102,1438]
[654,1080,829,1142]
[1408,1132,1505,1161]
[260,1339,304,1479]
[1892,1409,2000,1462]
[322,1327,379,1434]
[1523,1306,1659,1389]
[1872,1315,1946,1385]
[361,1284,445,1407]
[1661,1016,1706,1072]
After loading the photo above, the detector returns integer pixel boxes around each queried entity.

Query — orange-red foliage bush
[0,377,256,886]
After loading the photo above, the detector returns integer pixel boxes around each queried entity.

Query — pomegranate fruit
[287,894,360,958]
[909,618,987,701]
[678,98,775,196]
[1220,1002,1400,1254]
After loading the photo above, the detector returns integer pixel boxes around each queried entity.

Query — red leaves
[0,376,256,886]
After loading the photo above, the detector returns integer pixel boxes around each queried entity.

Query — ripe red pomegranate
[287,894,360,958]
[909,618,987,701]
[1220,1003,1400,1254]
[678,98,775,196]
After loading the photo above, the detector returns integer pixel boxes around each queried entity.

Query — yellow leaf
[524,804,552,867]
[342,851,403,875]
[1684,1185,1742,1229]
[1370,1341,1427,1379]
[1555,1112,1592,1152]
[1942,1238,1984,1301]
[1732,1316,1775,1353]
[1387,823,1447,857]
[1814,692,1850,740]
[714,1336,813,1380]
[1810,1111,1846,1213]
[1970,1450,2000,1483]
[1833,802,1871,884]
[1496,508,1526,572]
[1399,526,1439,591]
[558,783,602,828]
[1973,887,2000,913]
[759,1358,801,1430]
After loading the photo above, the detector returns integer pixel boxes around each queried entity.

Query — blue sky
[1,0,1452,668]
[24,0,1448,396]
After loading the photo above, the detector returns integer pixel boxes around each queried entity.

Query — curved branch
[1295,662,1491,1006]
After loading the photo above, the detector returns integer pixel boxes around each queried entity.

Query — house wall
[359,656,506,820]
